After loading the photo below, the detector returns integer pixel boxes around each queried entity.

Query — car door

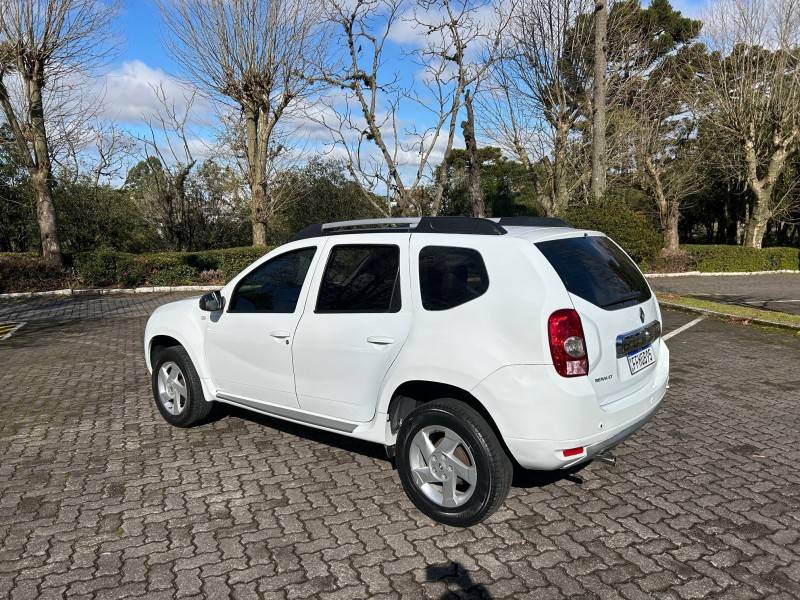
[204,245,319,408]
[292,235,412,422]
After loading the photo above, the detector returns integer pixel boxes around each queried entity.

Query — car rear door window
[316,245,401,313]
[536,235,651,310]
[229,247,316,313]
[419,246,489,310]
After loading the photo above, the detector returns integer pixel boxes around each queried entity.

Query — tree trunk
[461,91,485,218]
[591,0,608,201]
[30,168,62,263]
[743,186,771,249]
[27,77,62,265]
[550,121,569,216]
[741,131,795,249]
[251,184,268,246]
[665,203,680,253]
[644,157,678,253]
[244,106,269,246]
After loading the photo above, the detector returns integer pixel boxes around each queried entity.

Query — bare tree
[160,0,327,245]
[135,84,204,250]
[315,0,508,215]
[701,0,800,248]
[460,89,485,216]
[217,106,333,231]
[0,0,117,264]
[632,105,703,252]
[590,0,608,200]
[486,0,594,216]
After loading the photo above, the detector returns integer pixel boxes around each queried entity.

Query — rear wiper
[601,293,641,309]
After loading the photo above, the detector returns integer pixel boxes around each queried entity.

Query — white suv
[144,216,669,526]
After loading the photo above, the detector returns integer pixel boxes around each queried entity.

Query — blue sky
[109,0,707,75]
[97,0,709,175]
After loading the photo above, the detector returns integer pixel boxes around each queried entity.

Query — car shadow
[218,403,391,463]
[512,461,589,488]
[214,404,592,489]
[425,561,493,599]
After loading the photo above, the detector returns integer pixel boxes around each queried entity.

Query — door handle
[270,330,291,339]
[367,336,394,345]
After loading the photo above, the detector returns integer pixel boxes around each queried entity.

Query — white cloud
[97,60,212,125]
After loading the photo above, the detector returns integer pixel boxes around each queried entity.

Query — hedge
[0,247,270,292]
[4,242,800,294]
[0,253,75,293]
[73,246,270,287]
[563,200,662,266]
[683,245,800,272]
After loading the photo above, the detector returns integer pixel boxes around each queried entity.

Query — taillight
[548,309,588,377]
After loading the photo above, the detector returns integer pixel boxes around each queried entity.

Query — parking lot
[1,293,799,599]
[649,273,800,315]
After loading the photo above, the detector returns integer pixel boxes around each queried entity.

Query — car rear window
[536,235,651,310]
[419,246,489,310]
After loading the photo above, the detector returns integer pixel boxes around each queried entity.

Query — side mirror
[199,290,224,312]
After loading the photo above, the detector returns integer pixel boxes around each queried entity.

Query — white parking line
[663,316,705,341]
[0,321,25,341]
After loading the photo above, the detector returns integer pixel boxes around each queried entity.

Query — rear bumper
[474,340,669,470]
[503,377,666,470]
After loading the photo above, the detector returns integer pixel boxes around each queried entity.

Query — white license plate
[627,345,655,375]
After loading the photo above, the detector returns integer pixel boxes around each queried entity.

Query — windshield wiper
[600,292,642,309]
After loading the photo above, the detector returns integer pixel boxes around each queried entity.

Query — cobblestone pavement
[649,273,800,315]
[1,294,799,599]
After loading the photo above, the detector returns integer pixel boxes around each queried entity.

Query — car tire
[396,398,512,527]
[151,345,213,428]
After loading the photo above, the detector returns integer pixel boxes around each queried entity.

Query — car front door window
[229,247,316,313]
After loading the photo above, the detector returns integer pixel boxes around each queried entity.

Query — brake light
[548,309,588,377]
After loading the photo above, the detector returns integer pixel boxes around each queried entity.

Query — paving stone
[1,293,799,598]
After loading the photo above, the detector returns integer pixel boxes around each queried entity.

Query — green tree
[0,125,36,252]
[271,158,388,242]
[438,147,543,217]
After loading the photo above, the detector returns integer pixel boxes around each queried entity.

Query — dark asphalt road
[648,273,800,315]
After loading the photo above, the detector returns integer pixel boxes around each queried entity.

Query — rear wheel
[151,346,213,427]
[396,399,512,527]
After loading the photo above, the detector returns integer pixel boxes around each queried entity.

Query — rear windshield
[536,235,651,310]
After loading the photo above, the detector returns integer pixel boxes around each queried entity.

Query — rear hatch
[536,233,662,407]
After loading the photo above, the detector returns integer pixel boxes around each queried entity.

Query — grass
[656,292,800,330]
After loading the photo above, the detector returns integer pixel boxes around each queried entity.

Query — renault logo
[639,307,645,323]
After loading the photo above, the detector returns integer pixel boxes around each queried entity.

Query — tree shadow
[425,561,493,599]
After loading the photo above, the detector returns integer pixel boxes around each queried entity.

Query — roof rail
[290,216,506,241]
[322,218,420,232]
[493,216,571,228]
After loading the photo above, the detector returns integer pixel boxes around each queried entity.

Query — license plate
[627,345,655,375]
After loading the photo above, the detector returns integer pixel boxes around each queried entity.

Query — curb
[0,285,219,301]
[646,269,799,278]
[658,300,800,332]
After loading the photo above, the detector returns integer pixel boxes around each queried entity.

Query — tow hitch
[595,452,617,467]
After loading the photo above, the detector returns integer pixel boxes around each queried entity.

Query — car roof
[290,216,591,243]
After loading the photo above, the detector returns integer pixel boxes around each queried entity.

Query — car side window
[316,244,401,313]
[228,247,316,313]
[419,246,489,310]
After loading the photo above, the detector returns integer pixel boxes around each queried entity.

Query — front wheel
[395,399,512,527]
[151,345,213,427]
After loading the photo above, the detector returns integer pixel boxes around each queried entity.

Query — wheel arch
[386,380,512,460]
[149,334,183,367]
[145,328,206,381]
